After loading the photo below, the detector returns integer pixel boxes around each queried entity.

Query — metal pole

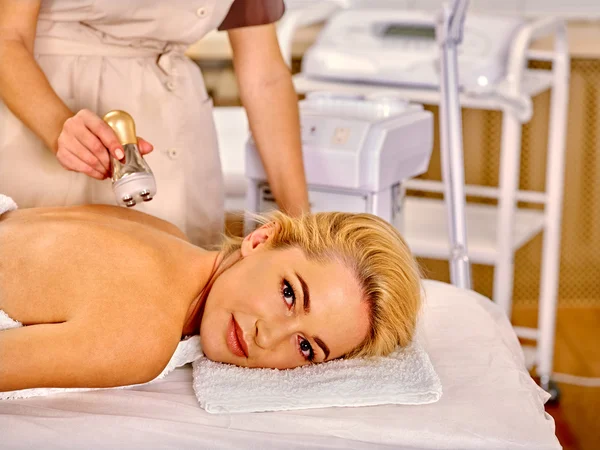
[436,0,472,289]
[537,22,569,393]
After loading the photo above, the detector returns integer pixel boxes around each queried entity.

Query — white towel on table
[193,339,442,414]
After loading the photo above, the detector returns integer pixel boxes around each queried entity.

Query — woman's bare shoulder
[1,204,189,241]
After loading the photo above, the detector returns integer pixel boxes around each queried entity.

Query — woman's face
[199,225,370,369]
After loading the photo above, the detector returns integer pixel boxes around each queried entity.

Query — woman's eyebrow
[314,336,330,361]
[295,271,330,360]
[295,271,310,313]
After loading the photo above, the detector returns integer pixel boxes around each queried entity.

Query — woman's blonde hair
[221,211,422,359]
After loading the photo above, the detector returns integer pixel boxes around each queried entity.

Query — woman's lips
[227,315,248,358]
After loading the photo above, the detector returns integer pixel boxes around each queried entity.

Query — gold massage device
[102,110,156,207]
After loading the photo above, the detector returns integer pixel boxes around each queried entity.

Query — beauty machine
[244,92,433,234]
[301,7,524,92]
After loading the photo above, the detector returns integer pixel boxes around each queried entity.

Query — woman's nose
[254,318,294,350]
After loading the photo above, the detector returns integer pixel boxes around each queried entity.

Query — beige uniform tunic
[0,0,284,247]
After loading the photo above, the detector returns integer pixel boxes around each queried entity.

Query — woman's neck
[181,249,244,337]
[181,250,222,337]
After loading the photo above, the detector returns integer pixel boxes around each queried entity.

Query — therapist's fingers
[76,109,125,161]
[56,144,106,180]
[69,134,107,177]
[137,137,154,155]
[56,131,108,178]
[73,128,111,173]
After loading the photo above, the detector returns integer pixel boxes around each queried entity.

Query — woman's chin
[203,351,248,367]
[199,338,238,365]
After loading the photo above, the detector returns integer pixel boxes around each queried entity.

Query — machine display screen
[382,24,436,40]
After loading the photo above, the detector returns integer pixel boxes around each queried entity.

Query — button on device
[166,148,179,160]
[332,127,350,145]
[196,7,207,18]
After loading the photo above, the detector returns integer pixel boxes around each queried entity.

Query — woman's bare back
[0,205,210,391]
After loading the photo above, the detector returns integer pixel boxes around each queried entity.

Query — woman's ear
[240,222,280,257]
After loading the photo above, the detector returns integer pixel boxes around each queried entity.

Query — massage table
[0,1,559,446]
[0,280,560,450]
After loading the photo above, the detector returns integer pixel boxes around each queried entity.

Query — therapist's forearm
[239,70,309,217]
[0,39,73,153]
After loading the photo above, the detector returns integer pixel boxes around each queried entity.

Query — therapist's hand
[55,109,154,180]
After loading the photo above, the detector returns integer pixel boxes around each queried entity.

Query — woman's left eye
[282,279,296,308]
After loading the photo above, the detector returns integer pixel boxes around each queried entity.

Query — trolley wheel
[542,379,561,405]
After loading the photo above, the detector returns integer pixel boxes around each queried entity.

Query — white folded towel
[192,339,442,414]
[0,194,18,215]
[0,194,203,400]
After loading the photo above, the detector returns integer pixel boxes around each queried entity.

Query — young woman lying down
[0,204,421,392]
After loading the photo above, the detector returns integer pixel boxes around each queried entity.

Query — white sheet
[0,281,560,450]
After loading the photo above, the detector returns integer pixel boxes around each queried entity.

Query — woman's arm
[0,0,71,154]
[0,0,151,179]
[228,24,310,217]
[0,319,176,392]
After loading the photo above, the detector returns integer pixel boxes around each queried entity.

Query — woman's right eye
[298,336,315,362]
[282,279,296,308]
